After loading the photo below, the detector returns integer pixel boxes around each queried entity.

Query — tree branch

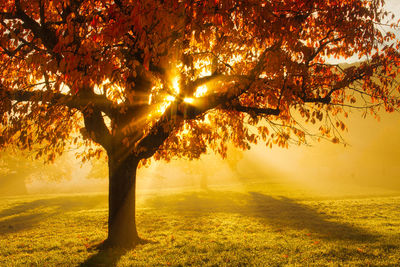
[82,108,112,150]
[13,0,59,55]
[3,87,115,117]
[184,74,248,96]
[300,61,382,105]
[126,40,285,158]
[227,104,280,116]
[302,95,332,104]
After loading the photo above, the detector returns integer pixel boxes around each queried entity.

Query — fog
[11,109,397,198]
[249,111,400,196]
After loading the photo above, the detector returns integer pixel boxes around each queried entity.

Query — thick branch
[134,113,176,159]
[4,88,115,117]
[14,0,58,51]
[302,95,331,104]
[82,108,112,150]
[134,41,284,158]
[4,86,113,149]
[184,74,248,96]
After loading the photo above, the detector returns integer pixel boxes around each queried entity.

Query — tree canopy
[1,0,399,163]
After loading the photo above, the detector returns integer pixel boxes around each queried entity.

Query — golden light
[166,95,176,102]
[93,79,126,104]
[195,59,212,78]
[184,97,194,104]
[228,54,243,66]
[149,74,181,116]
[172,77,180,95]
[194,85,208,97]
[157,102,171,114]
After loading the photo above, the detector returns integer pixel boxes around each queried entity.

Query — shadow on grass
[0,195,107,234]
[80,238,154,267]
[145,190,377,241]
[248,192,375,241]
[80,247,127,267]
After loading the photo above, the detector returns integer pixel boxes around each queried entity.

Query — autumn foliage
[1,0,400,247]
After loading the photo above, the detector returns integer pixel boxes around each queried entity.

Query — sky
[385,0,400,17]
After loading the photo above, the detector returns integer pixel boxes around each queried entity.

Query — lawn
[0,181,399,266]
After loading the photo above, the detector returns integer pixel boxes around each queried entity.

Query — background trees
[1,0,400,247]
[0,150,75,195]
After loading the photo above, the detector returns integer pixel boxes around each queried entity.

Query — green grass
[0,182,400,266]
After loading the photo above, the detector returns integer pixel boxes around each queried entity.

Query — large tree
[1,0,400,247]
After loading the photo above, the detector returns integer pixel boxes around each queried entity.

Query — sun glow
[196,59,212,78]
[172,76,180,95]
[155,58,216,114]
[184,97,194,104]
[157,102,171,114]
[166,95,176,102]
[194,85,208,97]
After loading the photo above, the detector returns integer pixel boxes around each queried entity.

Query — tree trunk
[106,152,141,247]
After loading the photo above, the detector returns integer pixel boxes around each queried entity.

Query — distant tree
[1,0,400,247]
[0,150,73,195]
[0,151,30,195]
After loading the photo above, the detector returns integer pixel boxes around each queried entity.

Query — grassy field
[0,181,400,266]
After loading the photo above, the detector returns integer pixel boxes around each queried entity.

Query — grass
[0,181,400,266]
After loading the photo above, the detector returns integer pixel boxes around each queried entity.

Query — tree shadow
[0,195,107,234]
[79,247,127,267]
[79,238,154,267]
[248,192,375,241]
[145,190,377,241]
[0,212,48,234]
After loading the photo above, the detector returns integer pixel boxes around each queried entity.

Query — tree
[1,0,400,247]
[0,150,30,195]
[0,149,74,195]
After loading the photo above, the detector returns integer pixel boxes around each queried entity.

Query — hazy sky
[385,0,400,18]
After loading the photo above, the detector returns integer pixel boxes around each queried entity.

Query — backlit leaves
[0,0,399,163]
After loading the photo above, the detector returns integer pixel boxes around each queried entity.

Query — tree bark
[105,151,141,247]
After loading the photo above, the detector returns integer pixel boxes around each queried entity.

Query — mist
[247,111,400,196]
[14,109,399,198]
[139,110,400,197]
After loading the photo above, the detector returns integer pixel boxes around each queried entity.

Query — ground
[0,181,399,266]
